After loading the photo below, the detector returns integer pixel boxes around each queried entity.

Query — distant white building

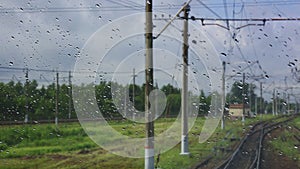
[229,104,250,119]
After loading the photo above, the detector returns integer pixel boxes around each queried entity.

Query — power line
[1,1,300,13]
[191,17,300,22]
[108,0,142,11]
[0,66,132,74]
[223,0,230,29]
[154,0,192,39]
[242,4,259,63]
[0,66,182,78]
[195,0,223,19]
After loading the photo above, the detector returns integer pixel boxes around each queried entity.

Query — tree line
[0,80,295,122]
[0,81,210,122]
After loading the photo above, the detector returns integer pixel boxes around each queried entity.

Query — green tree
[161,84,180,96]
[165,94,181,117]
[199,90,210,116]
[226,81,249,105]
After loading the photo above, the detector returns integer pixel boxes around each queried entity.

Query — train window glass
[0,0,299,168]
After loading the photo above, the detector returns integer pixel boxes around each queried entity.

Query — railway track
[214,115,297,169]
[0,115,181,125]
[0,119,79,125]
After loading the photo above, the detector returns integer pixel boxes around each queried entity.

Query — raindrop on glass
[265,75,269,79]
[221,52,227,56]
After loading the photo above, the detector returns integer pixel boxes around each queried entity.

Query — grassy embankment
[0,114,285,169]
[268,115,300,164]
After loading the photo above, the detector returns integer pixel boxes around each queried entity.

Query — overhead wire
[223,0,230,29]
[195,0,223,19]
[226,0,238,72]
[0,66,132,74]
[0,1,299,89]
[242,2,267,79]
[1,1,300,13]
[221,15,256,77]
[108,0,142,11]
[0,66,179,75]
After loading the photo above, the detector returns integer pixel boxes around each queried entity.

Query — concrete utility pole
[132,68,137,107]
[249,83,252,114]
[24,68,29,123]
[275,90,278,115]
[180,3,190,155]
[55,72,59,126]
[221,61,226,130]
[283,92,286,115]
[272,89,275,116]
[296,101,299,114]
[287,94,290,115]
[242,73,245,123]
[155,81,159,119]
[68,71,72,119]
[145,0,154,168]
[255,97,258,115]
[124,87,128,118]
[260,82,263,115]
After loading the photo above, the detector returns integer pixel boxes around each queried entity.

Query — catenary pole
[260,82,263,115]
[221,61,226,130]
[68,71,72,119]
[55,72,59,126]
[24,68,29,123]
[242,73,245,123]
[145,0,154,168]
[180,3,190,155]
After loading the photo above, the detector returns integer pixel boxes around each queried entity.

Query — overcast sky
[0,0,299,101]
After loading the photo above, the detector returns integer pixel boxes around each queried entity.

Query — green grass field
[0,114,296,169]
[269,116,300,163]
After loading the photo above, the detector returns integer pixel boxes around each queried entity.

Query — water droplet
[265,75,269,79]
[221,52,227,56]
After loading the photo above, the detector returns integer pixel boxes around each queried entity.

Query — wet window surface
[0,0,299,168]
